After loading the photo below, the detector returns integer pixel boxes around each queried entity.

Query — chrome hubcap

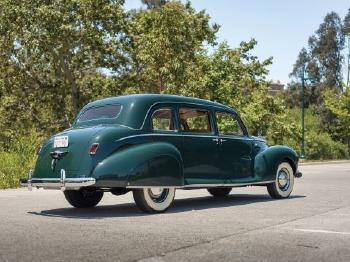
[147,188,169,203]
[149,188,164,197]
[277,169,290,191]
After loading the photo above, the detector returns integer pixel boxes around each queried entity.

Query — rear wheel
[133,188,175,213]
[207,187,232,197]
[64,188,103,208]
[267,162,294,199]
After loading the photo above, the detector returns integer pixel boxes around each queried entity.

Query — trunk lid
[33,126,106,179]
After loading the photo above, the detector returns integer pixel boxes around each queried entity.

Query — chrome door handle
[220,139,227,143]
[212,138,219,144]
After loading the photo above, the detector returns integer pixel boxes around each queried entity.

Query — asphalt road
[1,162,350,262]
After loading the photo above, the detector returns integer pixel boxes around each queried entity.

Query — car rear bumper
[20,170,96,191]
[295,170,303,178]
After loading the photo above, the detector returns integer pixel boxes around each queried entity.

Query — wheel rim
[277,168,290,191]
[147,188,169,203]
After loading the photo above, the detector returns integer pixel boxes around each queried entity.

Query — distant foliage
[324,88,350,147]
[281,107,349,160]
[285,9,350,157]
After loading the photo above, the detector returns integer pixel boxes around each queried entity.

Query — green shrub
[0,132,41,189]
[276,106,349,160]
[304,131,349,160]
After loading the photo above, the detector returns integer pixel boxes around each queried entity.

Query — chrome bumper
[20,169,96,191]
[295,171,303,178]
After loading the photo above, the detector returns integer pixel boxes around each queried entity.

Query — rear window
[78,104,122,122]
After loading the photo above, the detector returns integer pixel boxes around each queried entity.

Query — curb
[299,160,350,166]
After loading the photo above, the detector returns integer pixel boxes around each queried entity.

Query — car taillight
[89,143,99,155]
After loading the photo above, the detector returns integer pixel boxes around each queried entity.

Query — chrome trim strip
[116,133,219,142]
[126,180,274,189]
[182,180,275,188]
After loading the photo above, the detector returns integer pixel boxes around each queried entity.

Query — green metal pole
[301,66,305,158]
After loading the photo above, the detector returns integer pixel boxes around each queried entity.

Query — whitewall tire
[267,162,294,199]
[133,188,176,213]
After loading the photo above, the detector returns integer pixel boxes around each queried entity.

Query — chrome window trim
[215,111,246,137]
[75,104,124,124]
[74,100,235,130]
[139,101,235,131]
[178,106,215,135]
[150,107,177,132]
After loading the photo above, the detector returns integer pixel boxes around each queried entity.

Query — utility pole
[300,65,306,159]
[347,37,350,89]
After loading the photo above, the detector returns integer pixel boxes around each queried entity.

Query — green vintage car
[21,94,302,213]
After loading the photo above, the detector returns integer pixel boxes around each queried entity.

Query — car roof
[79,94,236,129]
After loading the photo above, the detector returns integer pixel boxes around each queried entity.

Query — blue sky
[124,0,350,85]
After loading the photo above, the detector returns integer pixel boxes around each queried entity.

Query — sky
[124,0,350,85]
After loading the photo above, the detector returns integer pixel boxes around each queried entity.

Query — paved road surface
[1,162,350,262]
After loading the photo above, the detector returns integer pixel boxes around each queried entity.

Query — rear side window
[179,107,212,133]
[78,104,121,122]
[151,108,175,131]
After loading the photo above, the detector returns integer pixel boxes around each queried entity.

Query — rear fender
[92,142,184,188]
[254,145,298,181]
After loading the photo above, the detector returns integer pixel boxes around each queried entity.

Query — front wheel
[64,188,104,208]
[267,162,294,199]
[133,188,176,213]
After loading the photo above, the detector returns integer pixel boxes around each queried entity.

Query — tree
[0,0,127,136]
[123,1,219,93]
[183,40,297,141]
[288,12,346,108]
[289,48,321,105]
[308,12,345,90]
[324,88,350,149]
[141,0,167,9]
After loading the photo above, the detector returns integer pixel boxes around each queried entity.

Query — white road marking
[294,229,350,235]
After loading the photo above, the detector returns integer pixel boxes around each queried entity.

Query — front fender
[92,142,184,188]
[254,145,299,181]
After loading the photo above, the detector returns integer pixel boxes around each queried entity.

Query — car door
[215,111,254,183]
[178,106,224,185]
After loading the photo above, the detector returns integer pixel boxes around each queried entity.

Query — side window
[151,108,175,131]
[216,112,243,136]
[179,107,212,133]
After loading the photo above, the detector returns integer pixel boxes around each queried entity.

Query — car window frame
[215,110,248,137]
[75,104,123,124]
[178,105,215,135]
[149,105,179,133]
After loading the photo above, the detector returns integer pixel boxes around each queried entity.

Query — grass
[0,132,41,189]
[0,151,37,189]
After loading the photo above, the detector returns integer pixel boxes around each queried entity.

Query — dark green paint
[31,94,299,188]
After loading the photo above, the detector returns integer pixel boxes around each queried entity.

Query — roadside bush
[305,131,349,160]
[0,132,41,189]
[280,107,349,160]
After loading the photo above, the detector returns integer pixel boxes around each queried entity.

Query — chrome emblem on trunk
[50,151,68,171]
